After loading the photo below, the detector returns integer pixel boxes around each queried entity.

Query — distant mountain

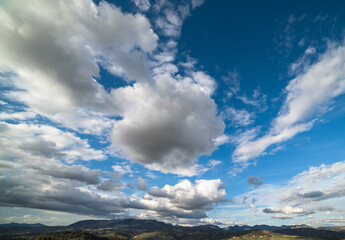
[0,222,46,228]
[281,224,312,229]
[224,224,314,232]
[251,224,281,232]
[1,219,345,240]
[191,224,223,231]
[225,229,301,240]
[276,227,345,240]
[68,218,174,231]
[223,225,252,232]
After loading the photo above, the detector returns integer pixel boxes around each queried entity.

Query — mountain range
[1,219,345,240]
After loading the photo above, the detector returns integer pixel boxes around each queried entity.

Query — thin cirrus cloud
[233,42,345,165]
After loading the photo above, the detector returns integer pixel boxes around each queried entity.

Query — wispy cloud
[233,41,345,165]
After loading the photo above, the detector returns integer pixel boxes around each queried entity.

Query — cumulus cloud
[233,42,345,164]
[0,0,158,133]
[111,73,225,176]
[134,179,226,218]
[1,0,225,178]
[0,0,225,222]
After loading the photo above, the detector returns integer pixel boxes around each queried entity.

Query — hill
[0,223,46,228]
[1,219,345,240]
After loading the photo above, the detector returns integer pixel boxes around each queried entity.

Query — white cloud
[208,159,222,168]
[223,107,254,127]
[152,0,202,39]
[132,0,151,11]
[0,122,226,220]
[0,0,225,178]
[235,161,345,220]
[191,0,205,9]
[111,73,225,176]
[136,179,226,218]
[281,206,313,215]
[236,88,267,112]
[233,41,345,164]
[223,69,240,99]
[0,110,36,120]
[0,121,105,163]
[112,164,133,176]
[50,109,115,136]
[233,122,313,163]
[0,0,158,133]
[192,71,217,95]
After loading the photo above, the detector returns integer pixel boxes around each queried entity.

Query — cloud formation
[233,42,345,164]
[236,161,345,220]
[0,0,157,134]
[111,72,225,176]
[223,107,254,127]
[135,179,226,218]
[0,0,227,223]
[0,0,224,179]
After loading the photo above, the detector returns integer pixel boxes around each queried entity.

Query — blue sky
[1,0,345,227]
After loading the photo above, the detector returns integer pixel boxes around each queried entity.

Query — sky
[0,0,345,227]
